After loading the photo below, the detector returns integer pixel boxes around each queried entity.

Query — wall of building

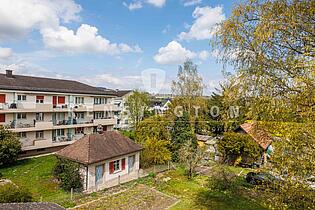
[84,152,140,192]
[0,89,117,156]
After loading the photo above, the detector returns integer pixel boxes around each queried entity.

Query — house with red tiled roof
[238,122,273,164]
[56,131,142,192]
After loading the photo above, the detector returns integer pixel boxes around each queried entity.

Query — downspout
[85,165,88,191]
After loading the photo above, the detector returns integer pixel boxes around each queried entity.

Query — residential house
[56,131,142,192]
[0,70,119,156]
[238,122,273,164]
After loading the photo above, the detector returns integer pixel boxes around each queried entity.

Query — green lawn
[139,167,267,210]
[0,155,268,209]
[0,155,71,203]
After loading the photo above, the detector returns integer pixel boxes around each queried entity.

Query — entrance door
[95,165,103,185]
[128,155,135,173]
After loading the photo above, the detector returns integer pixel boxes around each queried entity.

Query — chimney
[6,70,13,78]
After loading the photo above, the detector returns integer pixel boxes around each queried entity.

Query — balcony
[6,121,54,132]
[0,102,53,113]
[93,118,116,126]
[93,104,119,112]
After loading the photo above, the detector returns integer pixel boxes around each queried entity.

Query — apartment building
[112,90,132,130]
[0,70,119,156]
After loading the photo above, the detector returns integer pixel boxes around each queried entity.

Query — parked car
[246,172,278,185]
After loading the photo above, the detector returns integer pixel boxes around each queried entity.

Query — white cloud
[0,47,12,59]
[178,6,225,40]
[199,50,210,61]
[153,41,196,64]
[41,24,142,54]
[182,0,201,7]
[123,1,143,10]
[147,0,166,7]
[0,0,81,40]
[0,0,142,55]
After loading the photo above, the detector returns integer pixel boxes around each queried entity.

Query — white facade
[113,91,132,130]
[0,90,118,155]
[82,152,140,192]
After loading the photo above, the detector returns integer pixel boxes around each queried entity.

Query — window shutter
[58,96,65,104]
[0,94,5,103]
[122,158,126,170]
[109,161,114,174]
[36,95,44,100]
[52,96,57,105]
[0,114,5,122]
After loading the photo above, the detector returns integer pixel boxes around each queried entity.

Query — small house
[238,122,273,164]
[56,131,142,192]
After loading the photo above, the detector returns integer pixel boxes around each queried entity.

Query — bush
[217,132,262,165]
[0,183,32,203]
[208,166,238,192]
[0,127,22,167]
[53,158,83,191]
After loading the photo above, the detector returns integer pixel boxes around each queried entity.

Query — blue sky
[0,0,235,95]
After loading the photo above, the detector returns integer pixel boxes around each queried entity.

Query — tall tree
[214,0,315,121]
[172,60,204,98]
[170,111,197,161]
[136,115,172,167]
[126,90,149,129]
[214,0,315,208]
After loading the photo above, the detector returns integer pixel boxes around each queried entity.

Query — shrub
[0,127,22,167]
[0,183,32,203]
[217,132,262,165]
[53,158,83,191]
[208,166,238,192]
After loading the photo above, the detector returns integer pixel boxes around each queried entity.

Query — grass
[0,155,268,209]
[139,167,267,210]
[0,155,71,203]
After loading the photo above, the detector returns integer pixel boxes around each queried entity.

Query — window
[55,129,65,136]
[109,158,126,174]
[75,112,84,119]
[75,97,84,104]
[94,111,104,119]
[36,95,44,104]
[19,132,27,138]
[94,97,107,105]
[17,95,26,101]
[75,127,84,134]
[36,113,44,121]
[113,160,120,171]
[36,131,44,139]
[17,113,26,119]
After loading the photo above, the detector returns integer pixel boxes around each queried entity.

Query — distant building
[0,70,118,156]
[56,131,142,192]
[113,90,133,130]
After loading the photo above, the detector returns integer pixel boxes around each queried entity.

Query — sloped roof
[56,131,142,165]
[0,73,116,96]
[240,122,273,150]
